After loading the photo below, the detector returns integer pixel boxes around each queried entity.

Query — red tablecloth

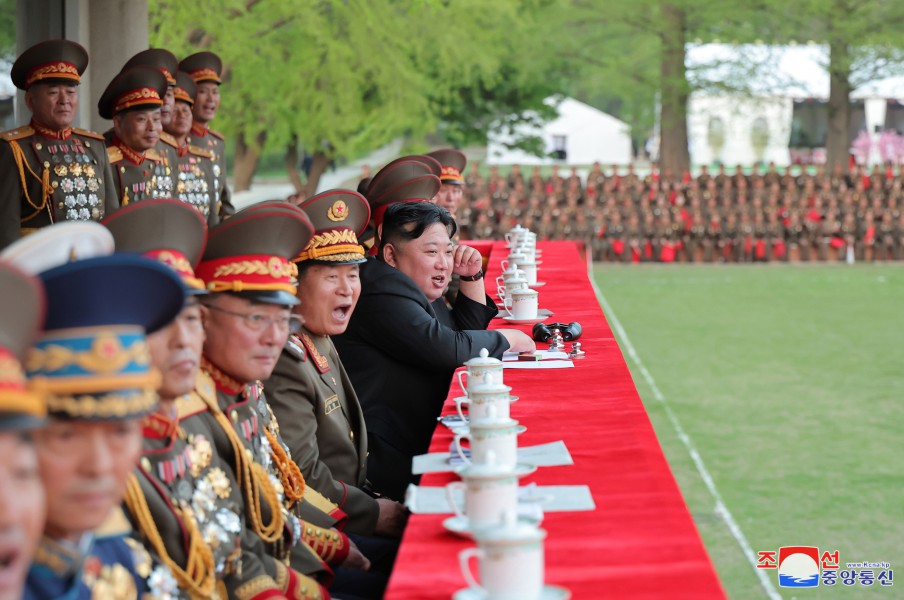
[384,241,725,599]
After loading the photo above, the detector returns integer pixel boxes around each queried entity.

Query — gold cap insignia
[327,200,348,222]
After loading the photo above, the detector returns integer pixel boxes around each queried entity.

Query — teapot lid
[472,509,547,544]
[463,348,502,368]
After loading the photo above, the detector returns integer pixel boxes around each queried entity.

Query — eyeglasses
[205,304,302,334]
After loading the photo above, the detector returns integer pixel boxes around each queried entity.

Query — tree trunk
[233,130,267,191]
[285,136,305,194]
[303,151,331,197]
[826,37,852,170]
[658,3,690,177]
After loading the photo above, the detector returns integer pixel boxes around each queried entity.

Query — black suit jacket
[333,258,508,498]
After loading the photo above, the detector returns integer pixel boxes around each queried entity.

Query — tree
[765,0,904,169]
[150,0,564,193]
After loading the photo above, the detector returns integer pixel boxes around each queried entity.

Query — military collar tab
[112,135,147,165]
[200,355,243,394]
[30,118,72,140]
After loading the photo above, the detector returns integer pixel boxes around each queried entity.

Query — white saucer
[443,512,544,540]
[493,308,552,319]
[528,281,547,288]
[454,462,537,479]
[502,316,546,325]
[453,395,520,404]
[453,585,571,599]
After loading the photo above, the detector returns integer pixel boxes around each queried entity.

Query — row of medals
[52,159,101,221]
[178,160,211,216]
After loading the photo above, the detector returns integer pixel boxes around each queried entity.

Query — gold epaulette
[189,144,213,159]
[158,131,178,148]
[1,125,34,142]
[94,506,133,538]
[146,147,161,161]
[177,372,216,419]
[72,127,105,141]
[106,145,123,163]
[285,335,307,361]
[209,128,224,141]
[303,487,341,517]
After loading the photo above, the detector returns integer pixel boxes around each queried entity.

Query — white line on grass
[590,275,781,600]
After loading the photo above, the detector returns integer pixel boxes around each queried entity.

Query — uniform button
[120,167,126,173]
[349,431,354,441]
[51,181,58,188]
[35,143,42,150]
[43,161,50,168]
[141,457,152,471]
[84,141,90,147]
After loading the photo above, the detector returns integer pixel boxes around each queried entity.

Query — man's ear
[24,90,34,112]
[382,243,398,268]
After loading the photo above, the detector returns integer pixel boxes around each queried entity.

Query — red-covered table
[384,241,725,599]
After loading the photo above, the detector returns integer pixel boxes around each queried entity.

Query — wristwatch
[459,269,484,282]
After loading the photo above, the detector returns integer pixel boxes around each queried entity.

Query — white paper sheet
[405,484,596,514]
[503,360,574,370]
[501,350,570,361]
[412,441,574,475]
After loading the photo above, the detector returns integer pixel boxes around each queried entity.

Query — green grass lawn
[592,264,904,599]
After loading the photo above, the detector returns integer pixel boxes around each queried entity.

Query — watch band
[459,269,484,282]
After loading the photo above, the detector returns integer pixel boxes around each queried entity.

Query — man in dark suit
[333,202,534,500]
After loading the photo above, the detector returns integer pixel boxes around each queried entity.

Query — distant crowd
[454,162,904,263]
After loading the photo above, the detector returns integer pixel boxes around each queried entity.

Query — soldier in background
[164,72,219,224]
[99,67,172,207]
[0,40,117,249]
[180,51,234,219]
[121,48,181,201]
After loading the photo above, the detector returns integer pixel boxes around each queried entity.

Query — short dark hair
[379,202,457,254]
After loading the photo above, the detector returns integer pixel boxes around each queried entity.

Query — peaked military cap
[197,205,313,306]
[103,199,208,294]
[0,262,46,430]
[173,71,196,105]
[179,51,222,85]
[27,255,185,420]
[0,222,114,276]
[98,66,168,119]
[11,39,89,90]
[366,158,441,227]
[427,148,467,184]
[296,190,370,264]
[366,155,440,199]
[122,48,179,86]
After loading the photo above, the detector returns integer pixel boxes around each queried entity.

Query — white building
[486,97,633,166]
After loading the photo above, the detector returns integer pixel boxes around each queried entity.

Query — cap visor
[227,290,299,306]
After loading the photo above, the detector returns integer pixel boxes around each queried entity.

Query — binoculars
[531,321,582,343]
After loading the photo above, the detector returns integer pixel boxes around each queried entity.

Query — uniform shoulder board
[72,127,105,141]
[158,131,178,148]
[177,371,217,418]
[188,144,213,159]
[285,334,307,361]
[1,126,34,142]
[106,145,123,163]
[145,147,161,161]
[208,128,224,140]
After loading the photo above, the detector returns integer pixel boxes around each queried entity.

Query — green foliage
[0,0,15,59]
[149,0,564,163]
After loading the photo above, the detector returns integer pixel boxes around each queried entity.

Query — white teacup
[446,453,531,530]
[504,225,528,248]
[517,259,538,285]
[496,277,529,302]
[503,288,539,320]
[456,379,513,422]
[495,267,525,289]
[459,511,547,600]
[454,417,523,470]
[457,349,504,395]
[500,253,527,273]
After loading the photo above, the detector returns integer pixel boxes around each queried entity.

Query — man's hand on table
[375,497,409,538]
[498,329,536,353]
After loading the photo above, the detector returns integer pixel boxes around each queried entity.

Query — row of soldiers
[450,161,904,262]
[1,39,233,251]
[0,39,483,600]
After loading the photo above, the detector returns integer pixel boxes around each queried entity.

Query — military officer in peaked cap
[197,207,373,597]
[0,263,47,600]
[163,72,219,225]
[99,66,174,208]
[11,223,186,598]
[0,39,118,250]
[180,51,234,220]
[427,148,467,216]
[121,48,181,201]
[105,200,329,599]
